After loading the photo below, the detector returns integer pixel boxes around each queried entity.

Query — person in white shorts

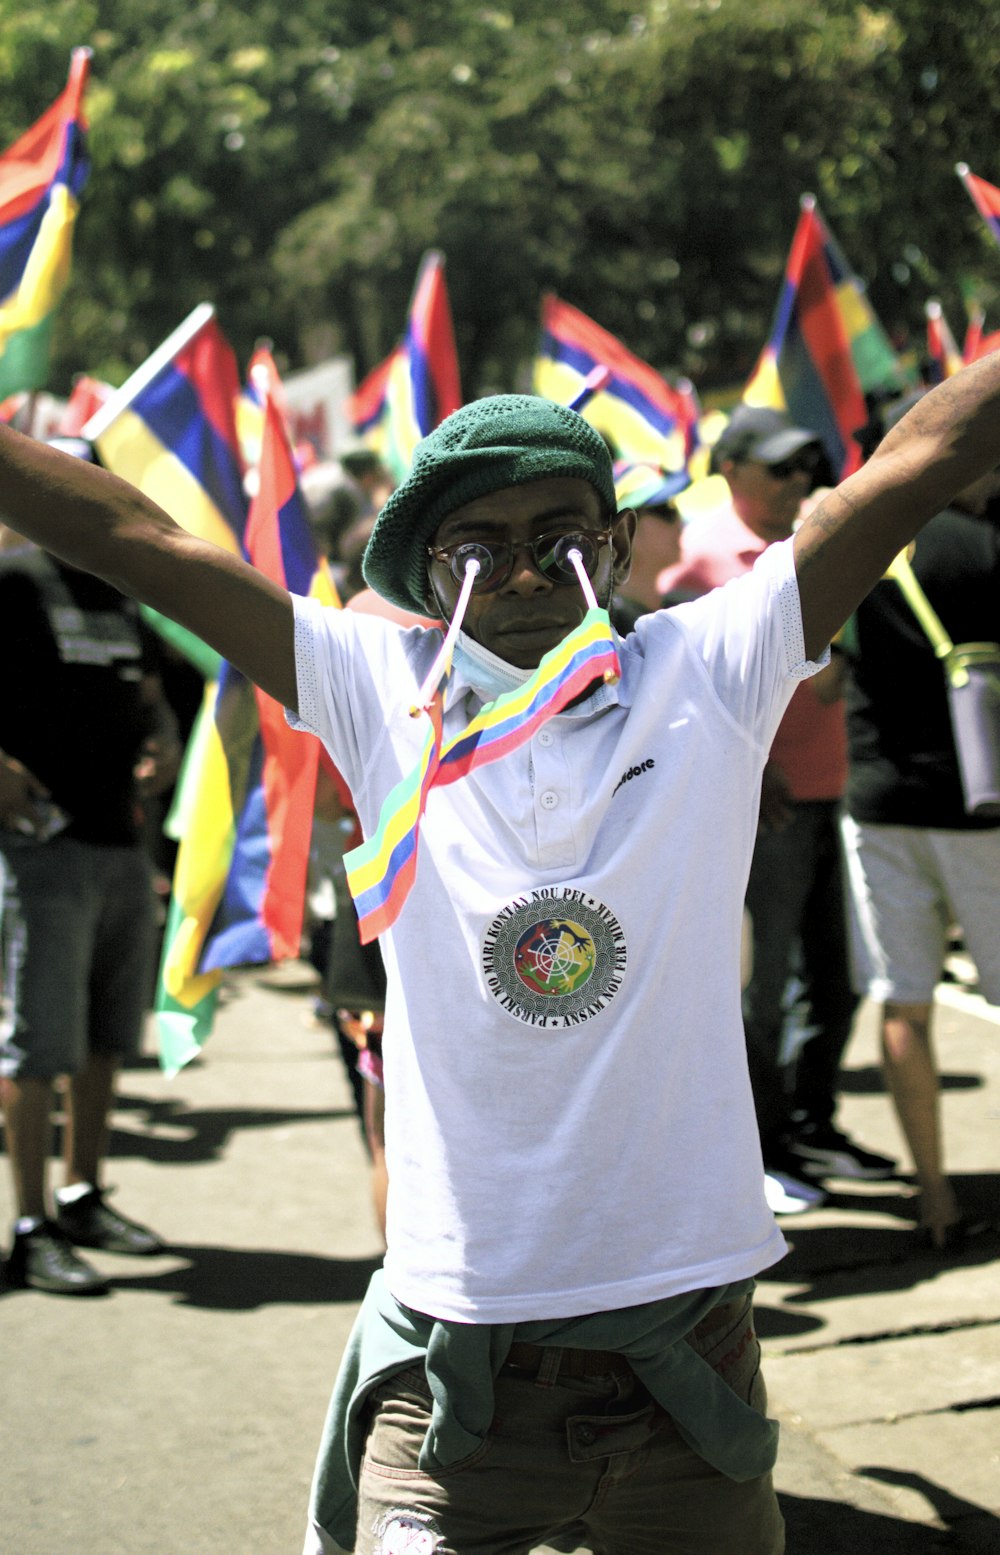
[840,393,1000,1251]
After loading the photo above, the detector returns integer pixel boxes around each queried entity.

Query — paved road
[2,963,998,1554]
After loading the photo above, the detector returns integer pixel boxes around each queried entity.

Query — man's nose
[502,540,553,592]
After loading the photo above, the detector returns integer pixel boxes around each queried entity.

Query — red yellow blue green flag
[0,49,91,398]
[956,163,1000,250]
[743,195,868,478]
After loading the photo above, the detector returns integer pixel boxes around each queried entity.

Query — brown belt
[502,1342,634,1380]
[502,1301,745,1383]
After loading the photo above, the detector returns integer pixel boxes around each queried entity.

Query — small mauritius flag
[0,48,91,398]
[346,607,620,942]
[956,162,1000,250]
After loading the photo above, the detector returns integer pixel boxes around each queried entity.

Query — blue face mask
[453,631,532,704]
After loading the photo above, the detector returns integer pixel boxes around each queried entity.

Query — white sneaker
[764,1169,827,1216]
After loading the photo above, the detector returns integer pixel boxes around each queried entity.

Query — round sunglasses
[427,527,615,593]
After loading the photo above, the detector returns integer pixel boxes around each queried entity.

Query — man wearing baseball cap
[1,365,999,1553]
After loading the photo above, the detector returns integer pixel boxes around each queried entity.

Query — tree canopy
[2,0,1000,397]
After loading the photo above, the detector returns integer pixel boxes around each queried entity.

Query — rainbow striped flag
[743,195,868,479]
[0,49,90,398]
[344,695,445,943]
[956,162,1000,249]
[346,609,620,942]
[925,299,964,383]
[533,294,698,474]
[348,251,462,481]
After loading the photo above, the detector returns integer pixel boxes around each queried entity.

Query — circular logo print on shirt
[482,888,627,1027]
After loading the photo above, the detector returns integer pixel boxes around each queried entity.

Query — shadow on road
[757,1174,1000,1303]
[0,1243,385,1309]
[838,1064,983,1095]
[781,1484,998,1552]
[48,1095,358,1167]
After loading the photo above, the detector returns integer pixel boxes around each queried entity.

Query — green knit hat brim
[362,394,617,616]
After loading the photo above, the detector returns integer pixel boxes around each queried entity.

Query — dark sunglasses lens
[772,449,820,480]
[449,541,506,590]
[547,532,599,580]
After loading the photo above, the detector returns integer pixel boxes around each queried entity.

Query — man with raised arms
[0,363,998,1554]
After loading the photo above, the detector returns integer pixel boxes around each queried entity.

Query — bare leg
[363,1081,388,1245]
[0,1074,54,1219]
[63,1052,119,1190]
[880,1001,959,1245]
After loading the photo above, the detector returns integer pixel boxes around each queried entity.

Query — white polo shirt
[290,536,823,1323]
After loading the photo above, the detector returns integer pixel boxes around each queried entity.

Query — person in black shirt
[0,527,180,1295]
[840,401,1000,1251]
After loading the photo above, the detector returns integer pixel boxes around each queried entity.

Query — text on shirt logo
[482,887,628,1028]
[612,757,655,797]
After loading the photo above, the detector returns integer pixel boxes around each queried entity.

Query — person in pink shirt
[660,406,896,1214]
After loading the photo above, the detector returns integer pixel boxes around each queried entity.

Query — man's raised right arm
[0,425,299,712]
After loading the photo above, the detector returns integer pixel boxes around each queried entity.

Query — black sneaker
[56,1187,165,1256]
[786,1123,897,1182]
[5,1220,109,1295]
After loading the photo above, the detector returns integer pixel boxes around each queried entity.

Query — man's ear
[611,508,637,584]
[423,573,446,620]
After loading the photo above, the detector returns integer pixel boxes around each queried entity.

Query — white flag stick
[80,302,216,443]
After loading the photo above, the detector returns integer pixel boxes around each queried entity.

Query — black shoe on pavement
[786,1123,897,1182]
[5,1220,110,1295]
[56,1187,165,1256]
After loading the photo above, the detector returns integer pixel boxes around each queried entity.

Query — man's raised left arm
[793,352,1000,659]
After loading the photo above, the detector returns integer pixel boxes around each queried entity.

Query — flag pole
[81,302,216,442]
[567,365,611,412]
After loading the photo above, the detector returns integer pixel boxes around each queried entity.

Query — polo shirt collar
[447,628,630,716]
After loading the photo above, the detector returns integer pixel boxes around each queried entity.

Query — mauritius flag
[82,308,250,1069]
[924,299,964,384]
[533,294,699,474]
[743,195,868,479]
[198,392,336,979]
[811,204,906,397]
[956,163,1000,249]
[86,302,247,559]
[0,48,91,398]
[347,250,462,481]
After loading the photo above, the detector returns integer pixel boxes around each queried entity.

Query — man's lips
[489,613,576,638]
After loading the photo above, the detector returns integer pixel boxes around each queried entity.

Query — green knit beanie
[362,394,616,615]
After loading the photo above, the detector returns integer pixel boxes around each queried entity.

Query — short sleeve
[286,594,440,799]
[655,537,830,747]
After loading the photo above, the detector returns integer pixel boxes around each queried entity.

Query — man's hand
[0,752,51,831]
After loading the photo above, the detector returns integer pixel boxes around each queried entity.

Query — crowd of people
[0,355,998,1552]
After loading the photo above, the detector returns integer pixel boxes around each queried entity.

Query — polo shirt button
[537,729,554,746]
[576,1423,597,1445]
[540,790,559,810]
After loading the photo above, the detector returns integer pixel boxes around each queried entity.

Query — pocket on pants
[685,1297,766,1413]
[362,1368,493,1482]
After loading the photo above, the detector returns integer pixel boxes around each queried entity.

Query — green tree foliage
[1,0,999,397]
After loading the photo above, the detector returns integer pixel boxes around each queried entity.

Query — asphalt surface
[1,960,998,1554]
